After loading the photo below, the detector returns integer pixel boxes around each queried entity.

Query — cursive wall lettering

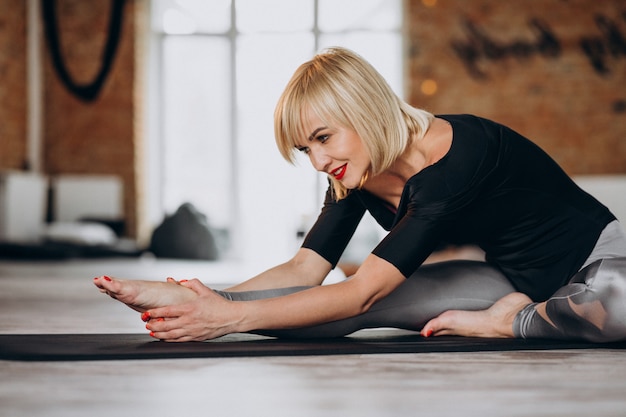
[450,12,626,79]
[580,13,626,75]
[451,18,560,79]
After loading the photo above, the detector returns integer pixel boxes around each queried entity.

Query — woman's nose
[309,149,330,173]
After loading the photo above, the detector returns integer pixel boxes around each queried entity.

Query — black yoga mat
[2,330,625,361]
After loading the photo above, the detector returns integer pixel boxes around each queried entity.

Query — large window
[149,0,402,267]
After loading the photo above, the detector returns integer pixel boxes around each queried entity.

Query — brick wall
[0,0,145,239]
[0,0,27,170]
[42,0,144,238]
[43,0,143,238]
[406,0,626,174]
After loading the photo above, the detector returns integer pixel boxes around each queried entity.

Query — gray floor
[2,258,626,417]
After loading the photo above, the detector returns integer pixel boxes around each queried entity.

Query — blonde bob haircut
[274,47,434,200]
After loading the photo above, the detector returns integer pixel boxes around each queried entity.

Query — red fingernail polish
[157,317,164,322]
[424,329,433,337]
[103,276,112,282]
[141,311,151,322]
[149,331,155,338]
[180,279,188,283]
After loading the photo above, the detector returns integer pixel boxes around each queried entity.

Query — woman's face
[297,108,370,189]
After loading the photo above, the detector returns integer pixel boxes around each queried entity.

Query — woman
[95,47,626,342]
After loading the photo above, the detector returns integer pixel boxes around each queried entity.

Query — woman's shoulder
[436,113,480,124]
[406,114,501,200]
[436,114,503,132]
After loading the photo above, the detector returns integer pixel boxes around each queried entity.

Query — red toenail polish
[180,279,188,283]
[157,318,164,322]
[103,276,112,281]
[424,329,433,337]
[141,311,151,322]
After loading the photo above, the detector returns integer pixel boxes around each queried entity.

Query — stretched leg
[215,260,516,338]
[421,292,532,338]
[94,261,515,339]
[514,257,626,342]
[424,221,626,341]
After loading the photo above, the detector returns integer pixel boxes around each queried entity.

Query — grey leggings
[514,257,626,342]
[216,222,626,342]
[514,221,626,342]
[215,260,515,339]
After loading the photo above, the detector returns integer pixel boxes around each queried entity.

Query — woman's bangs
[275,93,305,162]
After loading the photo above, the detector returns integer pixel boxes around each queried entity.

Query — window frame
[147,0,403,264]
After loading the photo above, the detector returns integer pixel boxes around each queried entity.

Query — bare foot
[93,276,198,313]
[421,292,533,338]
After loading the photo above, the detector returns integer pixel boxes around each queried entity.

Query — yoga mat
[2,330,625,361]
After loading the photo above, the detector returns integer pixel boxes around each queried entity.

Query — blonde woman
[95,47,626,342]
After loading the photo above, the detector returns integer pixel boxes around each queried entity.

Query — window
[149,0,402,267]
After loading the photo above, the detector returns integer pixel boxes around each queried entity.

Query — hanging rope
[41,0,126,102]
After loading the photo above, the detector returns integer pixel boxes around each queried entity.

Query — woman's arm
[239,254,405,330]
[224,247,333,292]
[144,253,405,341]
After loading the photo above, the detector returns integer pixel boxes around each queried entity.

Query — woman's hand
[143,254,405,342]
[143,279,241,342]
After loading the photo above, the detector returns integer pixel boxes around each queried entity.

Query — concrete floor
[1,258,626,417]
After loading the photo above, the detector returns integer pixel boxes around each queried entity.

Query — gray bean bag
[149,203,219,260]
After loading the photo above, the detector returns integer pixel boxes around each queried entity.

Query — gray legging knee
[214,260,516,339]
[513,257,626,342]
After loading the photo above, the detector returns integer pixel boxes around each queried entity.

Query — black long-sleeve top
[302,114,615,301]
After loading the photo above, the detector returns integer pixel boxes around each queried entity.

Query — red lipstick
[331,164,347,180]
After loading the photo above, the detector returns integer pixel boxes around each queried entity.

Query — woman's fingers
[179,278,214,296]
[146,314,211,342]
[143,292,232,342]
[145,303,186,322]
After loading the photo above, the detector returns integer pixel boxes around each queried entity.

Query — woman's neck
[362,117,452,208]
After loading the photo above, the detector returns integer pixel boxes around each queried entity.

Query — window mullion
[230,0,241,260]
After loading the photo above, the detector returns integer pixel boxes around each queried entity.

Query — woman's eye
[317,134,329,143]
[296,146,310,154]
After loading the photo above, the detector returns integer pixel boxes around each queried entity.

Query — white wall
[574,175,626,225]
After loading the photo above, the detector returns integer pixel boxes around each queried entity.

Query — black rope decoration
[41,0,126,102]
